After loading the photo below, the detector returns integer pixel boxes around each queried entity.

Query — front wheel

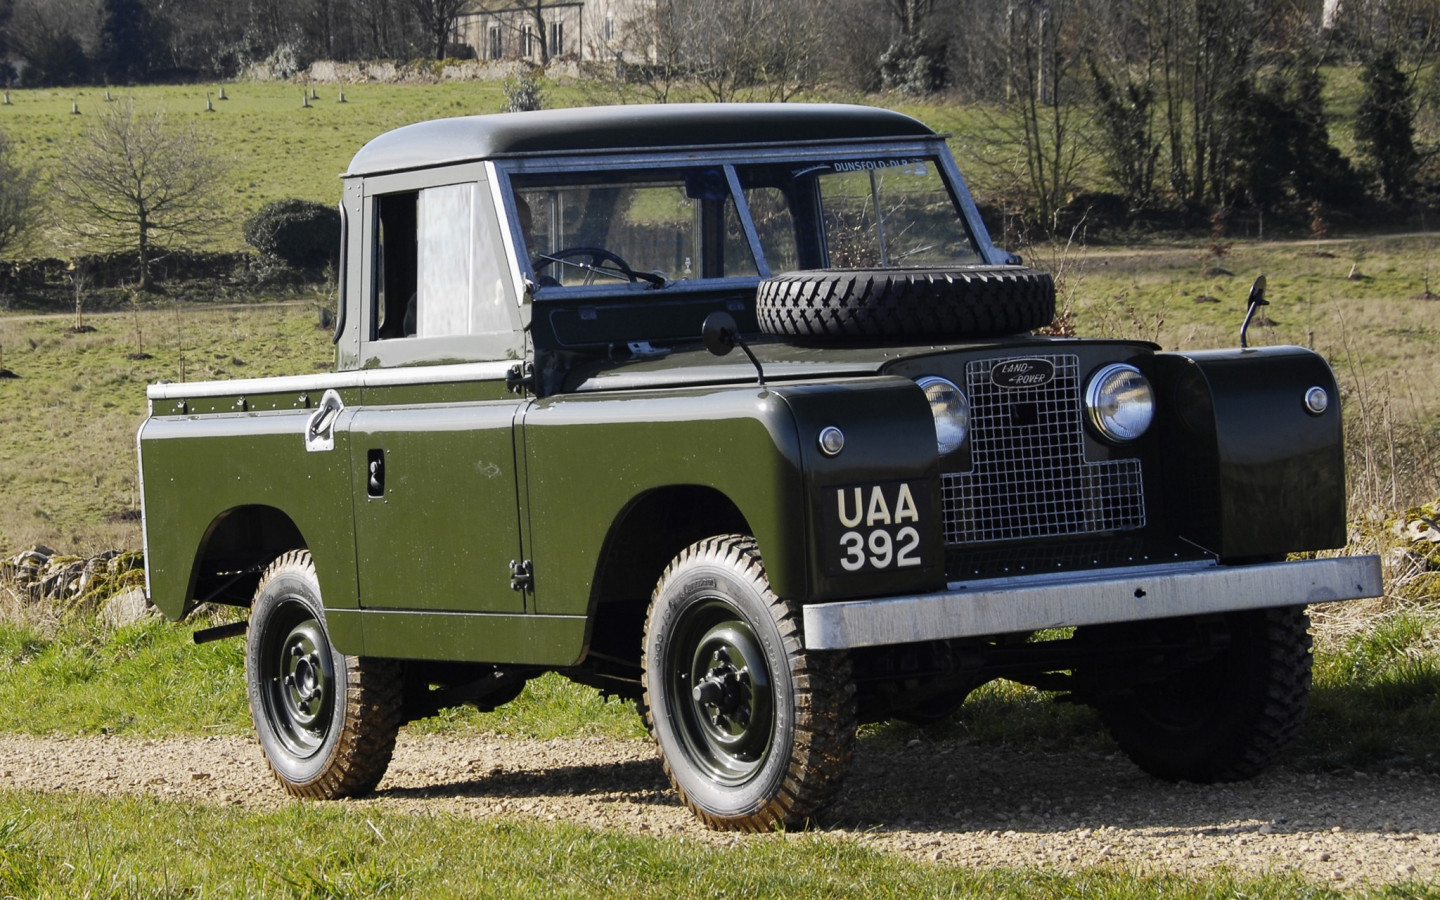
[1078,605,1312,783]
[642,535,856,831]
[246,550,402,798]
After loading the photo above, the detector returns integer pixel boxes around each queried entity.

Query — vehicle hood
[562,335,1066,393]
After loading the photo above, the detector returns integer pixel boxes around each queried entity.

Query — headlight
[916,376,969,455]
[1085,363,1154,442]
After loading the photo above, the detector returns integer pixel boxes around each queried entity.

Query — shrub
[242,199,340,271]
[502,66,545,112]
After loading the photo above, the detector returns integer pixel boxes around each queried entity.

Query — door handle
[304,389,343,452]
[367,449,385,497]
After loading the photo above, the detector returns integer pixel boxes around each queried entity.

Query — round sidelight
[1085,364,1155,443]
[916,376,970,455]
[1304,386,1329,416]
[818,426,846,456]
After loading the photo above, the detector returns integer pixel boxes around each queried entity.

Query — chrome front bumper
[802,555,1383,651]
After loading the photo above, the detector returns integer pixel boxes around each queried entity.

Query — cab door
[349,385,527,614]
[348,171,531,615]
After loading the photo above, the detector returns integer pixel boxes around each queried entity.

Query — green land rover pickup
[138,103,1383,831]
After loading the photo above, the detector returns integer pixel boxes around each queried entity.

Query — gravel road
[0,731,1435,887]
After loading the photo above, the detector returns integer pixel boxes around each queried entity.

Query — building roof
[345,103,937,176]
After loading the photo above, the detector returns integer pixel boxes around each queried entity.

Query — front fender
[771,377,946,601]
[1150,345,1346,558]
[521,375,945,617]
[521,385,806,613]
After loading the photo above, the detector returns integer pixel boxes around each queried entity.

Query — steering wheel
[533,246,665,287]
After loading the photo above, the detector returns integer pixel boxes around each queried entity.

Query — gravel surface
[1,731,1436,887]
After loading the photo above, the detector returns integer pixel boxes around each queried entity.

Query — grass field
[1,232,1438,776]
[0,299,335,552]
[6,791,1411,900]
[0,80,520,256]
[3,232,1437,553]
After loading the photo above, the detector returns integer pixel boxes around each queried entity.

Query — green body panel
[143,372,943,666]
[520,385,807,616]
[348,381,526,617]
[138,397,360,627]
[353,611,585,665]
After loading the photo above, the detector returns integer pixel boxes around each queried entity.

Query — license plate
[822,481,932,575]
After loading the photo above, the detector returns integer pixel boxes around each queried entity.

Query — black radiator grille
[941,354,1146,545]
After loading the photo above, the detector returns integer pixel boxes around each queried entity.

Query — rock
[100,587,158,629]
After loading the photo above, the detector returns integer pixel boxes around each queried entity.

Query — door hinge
[509,559,534,592]
[506,362,534,394]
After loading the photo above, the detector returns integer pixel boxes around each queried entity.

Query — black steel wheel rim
[668,597,775,786]
[261,599,336,760]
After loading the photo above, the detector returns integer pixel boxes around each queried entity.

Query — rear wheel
[247,550,402,798]
[642,535,856,831]
[1078,606,1312,782]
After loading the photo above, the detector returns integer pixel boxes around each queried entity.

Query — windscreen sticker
[831,159,929,176]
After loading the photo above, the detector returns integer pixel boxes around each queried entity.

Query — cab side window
[374,192,417,339]
[373,182,512,341]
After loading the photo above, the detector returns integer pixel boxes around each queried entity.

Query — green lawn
[5,791,1414,900]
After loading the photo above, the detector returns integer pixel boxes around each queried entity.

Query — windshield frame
[493,136,1004,305]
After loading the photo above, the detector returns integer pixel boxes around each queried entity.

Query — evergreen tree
[1356,49,1419,203]
[24,31,89,87]
[1225,57,1361,216]
[97,0,159,85]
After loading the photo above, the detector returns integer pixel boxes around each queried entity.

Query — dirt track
[1,730,1436,887]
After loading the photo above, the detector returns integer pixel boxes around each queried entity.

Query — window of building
[548,22,564,58]
[489,26,503,60]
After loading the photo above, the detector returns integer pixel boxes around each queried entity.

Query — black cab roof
[344,103,937,177]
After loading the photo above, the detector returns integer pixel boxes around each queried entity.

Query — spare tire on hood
[756,265,1055,340]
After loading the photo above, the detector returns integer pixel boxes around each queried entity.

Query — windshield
[507,153,983,292]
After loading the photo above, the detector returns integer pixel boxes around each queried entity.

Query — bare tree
[408,0,470,58]
[599,0,822,103]
[0,130,39,258]
[55,102,224,291]
[882,0,941,40]
[980,0,1094,231]
[8,0,98,85]
[1154,0,1268,205]
[526,0,550,64]
[594,0,686,103]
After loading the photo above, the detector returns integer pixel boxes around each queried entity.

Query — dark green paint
[140,104,1355,679]
[1150,345,1346,558]
[357,611,586,666]
[139,406,359,621]
[521,386,807,614]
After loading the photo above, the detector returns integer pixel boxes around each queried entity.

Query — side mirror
[1240,274,1268,349]
[701,311,765,385]
[702,311,739,357]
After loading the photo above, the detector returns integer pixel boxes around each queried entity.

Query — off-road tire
[246,550,402,799]
[642,535,856,831]
[756,266,1055,340]
[1079,606,1312,783]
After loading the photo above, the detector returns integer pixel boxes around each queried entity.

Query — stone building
[453,1,651,63]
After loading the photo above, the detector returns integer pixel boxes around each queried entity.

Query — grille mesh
[942,354,1145,545]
